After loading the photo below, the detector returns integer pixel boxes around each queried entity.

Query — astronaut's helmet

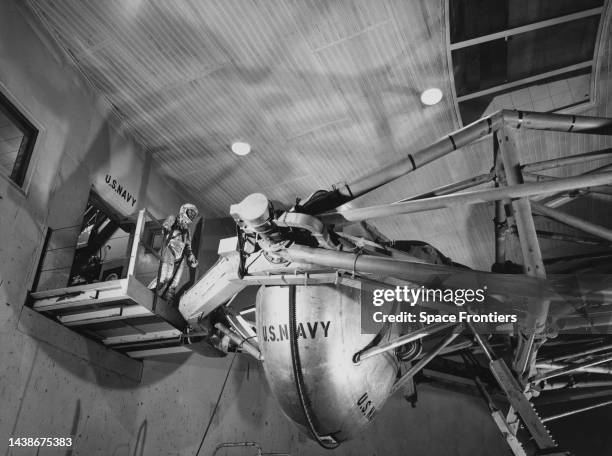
[178,203,199,229]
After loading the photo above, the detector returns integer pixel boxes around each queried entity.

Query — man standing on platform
[149,203,199,302]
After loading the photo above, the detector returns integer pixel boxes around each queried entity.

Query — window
[448,0,605,124]
[0,90,38,187]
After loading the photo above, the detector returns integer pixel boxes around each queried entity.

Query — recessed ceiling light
[420,88,443,106]
[231,141,251,156]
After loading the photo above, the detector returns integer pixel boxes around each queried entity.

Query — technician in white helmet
[149,203,199,301]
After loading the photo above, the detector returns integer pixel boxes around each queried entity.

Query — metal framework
[167,108,612,456]
[245,109,611,455]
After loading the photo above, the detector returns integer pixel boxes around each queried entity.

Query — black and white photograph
[1,0,612,455]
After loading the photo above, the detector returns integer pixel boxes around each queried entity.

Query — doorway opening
[68,190,134,286]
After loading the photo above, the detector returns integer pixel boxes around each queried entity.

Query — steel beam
[332,110,612,207]
[391,325,464,394]
[501,110,612,134]
[396,172,495,203]
[543,399,612,422]
[457,61,593,102]
[536,362,612,376]
[534,352,612,382]
[537,187,612,209]
[529,162,612,207]
[556,311,612,331]
[278,244,550,299]
[354,321,456,363]
[450,7,603,51]
[536,385,612,401]
[531,201,612,243]
[337,111,504,202]
[493,137,510,265]
[320,171,612,225]
[495,199,508,264]
[523,149,612,173]
[498,131,546,278]
[536,230,611,246]
[542,381,612,391]
[498,129,548,379]
[543,343,612,363]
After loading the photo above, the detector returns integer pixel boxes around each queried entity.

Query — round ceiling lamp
[420,87,443,106]
[231,141,251,156]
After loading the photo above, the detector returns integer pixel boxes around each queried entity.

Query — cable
[244,250,263,270]
[288,286,340,449]
[194,351,238,456]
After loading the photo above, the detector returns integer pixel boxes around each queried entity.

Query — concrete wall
[0,1,513,455]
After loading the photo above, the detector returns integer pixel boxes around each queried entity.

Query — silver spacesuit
[149,203,199,300]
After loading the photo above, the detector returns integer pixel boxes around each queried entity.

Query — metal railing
[33,208,169,293]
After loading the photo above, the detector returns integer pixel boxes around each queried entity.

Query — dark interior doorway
[68,190,134,286]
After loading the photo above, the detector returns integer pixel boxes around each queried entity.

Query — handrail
[126,209,146,277]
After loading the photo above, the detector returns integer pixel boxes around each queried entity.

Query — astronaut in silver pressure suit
[149,203,199,301]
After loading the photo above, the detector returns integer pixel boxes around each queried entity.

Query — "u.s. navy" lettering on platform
[262,321,331,342]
